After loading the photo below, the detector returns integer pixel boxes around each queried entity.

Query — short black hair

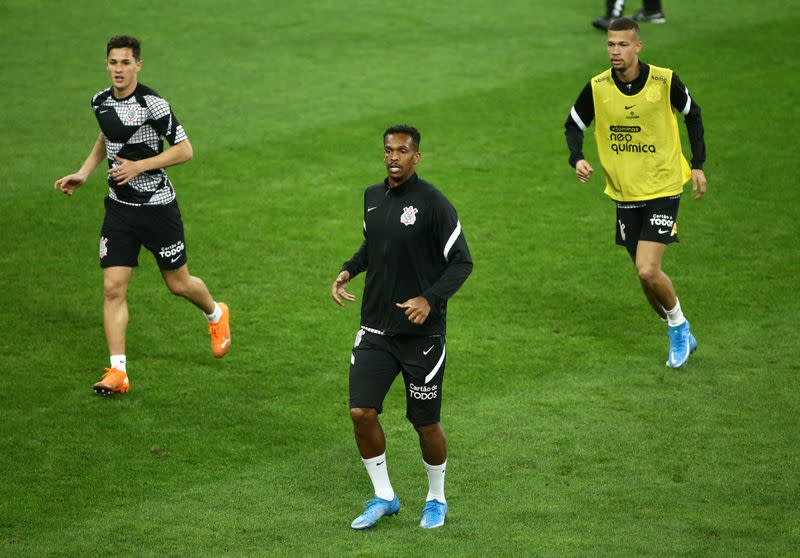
[383,124,420,150]
[107,35,141,60]
[608,17,640,34]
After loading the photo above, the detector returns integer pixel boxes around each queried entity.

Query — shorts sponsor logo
[409,382,438,400]
[650,214,675,229]
[99,236,108,258]
[400,206,418,226]
[159,240,185,261]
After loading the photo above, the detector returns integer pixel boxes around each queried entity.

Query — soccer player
[593,1,666,30]
[564,17,707,367]
[54,35,231,394]
[330,125,473,530]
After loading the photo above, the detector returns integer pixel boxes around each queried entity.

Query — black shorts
[349,329,447,427]
[615,195,680,257]
[99,197,187,270]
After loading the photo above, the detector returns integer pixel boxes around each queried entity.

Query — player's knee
[103,278,125,301]
[637,264,659,285]
[414,421,443,439]
[165,277,190,297]
[350,407,378,426]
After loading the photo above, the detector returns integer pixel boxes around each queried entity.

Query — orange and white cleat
[209,302,231,358]
[93,368,130,395]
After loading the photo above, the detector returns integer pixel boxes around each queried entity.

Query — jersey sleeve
[670,73,706,169]
[565,82,594,167]
[146,96,188,146]
[341,191,369,278]
[421,193,473,307]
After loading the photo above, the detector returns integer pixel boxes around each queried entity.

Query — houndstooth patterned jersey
[91,83,188,206]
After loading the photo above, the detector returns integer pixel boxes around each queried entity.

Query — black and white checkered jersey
[91,83,188,206]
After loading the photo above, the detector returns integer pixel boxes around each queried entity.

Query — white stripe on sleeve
[681,87,692,115]
[443,220,462,261]
[570,106,587,131]
[424,344,446,384]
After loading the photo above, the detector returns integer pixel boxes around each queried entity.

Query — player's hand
[396,296,431,325]
[691,169,707,200]
[331,270,356,307]
[53,173,86,196]
[109,156,143,185]
[575,159,594,183]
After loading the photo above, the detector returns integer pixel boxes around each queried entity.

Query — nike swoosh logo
[603,98,612,103]
[423,345,434,355]
[220,338,230,349]
[625,104,637,110]
[367,207,377,212]
[376,461,384,466]
[99,109,111,114]
[170,255,182,263]
[658,229,669,234]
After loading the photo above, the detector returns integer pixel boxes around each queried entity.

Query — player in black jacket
[331,125,472,530]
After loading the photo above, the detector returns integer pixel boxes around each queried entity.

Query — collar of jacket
[383,173,419,194]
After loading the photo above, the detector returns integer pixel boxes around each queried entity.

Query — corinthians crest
[400,206,418,226]
[99,236,109,259]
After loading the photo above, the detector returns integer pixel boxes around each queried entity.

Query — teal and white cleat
[666,321,693,368]
[419,499,448,529]
[351,495,400,530]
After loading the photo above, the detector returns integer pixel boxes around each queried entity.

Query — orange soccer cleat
[93,368,130,395]
[209,302,231,358]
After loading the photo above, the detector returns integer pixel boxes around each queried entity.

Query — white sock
[206,302,222,323]
[362,453,395,501]
[423,459,447,503]
[110,354,127,373]
[665,299,687,327]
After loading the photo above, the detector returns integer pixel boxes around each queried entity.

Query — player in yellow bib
[564,17,708,368]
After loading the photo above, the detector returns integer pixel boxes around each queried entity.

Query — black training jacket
[341,174,472,336]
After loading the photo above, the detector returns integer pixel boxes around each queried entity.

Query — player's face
[607,30,642,74]
[106,48,141,98]
[384,133,420,187]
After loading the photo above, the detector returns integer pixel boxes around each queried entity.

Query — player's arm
[332,197,370,306]
[111,139,193,186]
[670,73,707,199]
[565,83,595,182]
[53,132,106,196]
[112,97,193,185]
[398,196,473,325]
[332,239,368,306]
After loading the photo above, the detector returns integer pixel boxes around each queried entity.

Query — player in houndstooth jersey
[54,35,231,395]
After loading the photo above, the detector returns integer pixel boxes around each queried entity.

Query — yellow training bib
[591,65,691,202]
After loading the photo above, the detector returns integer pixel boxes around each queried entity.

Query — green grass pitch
[0,1,798,556]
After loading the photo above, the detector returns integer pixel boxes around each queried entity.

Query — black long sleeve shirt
[565,62,706,169]
[341,173,473,336]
